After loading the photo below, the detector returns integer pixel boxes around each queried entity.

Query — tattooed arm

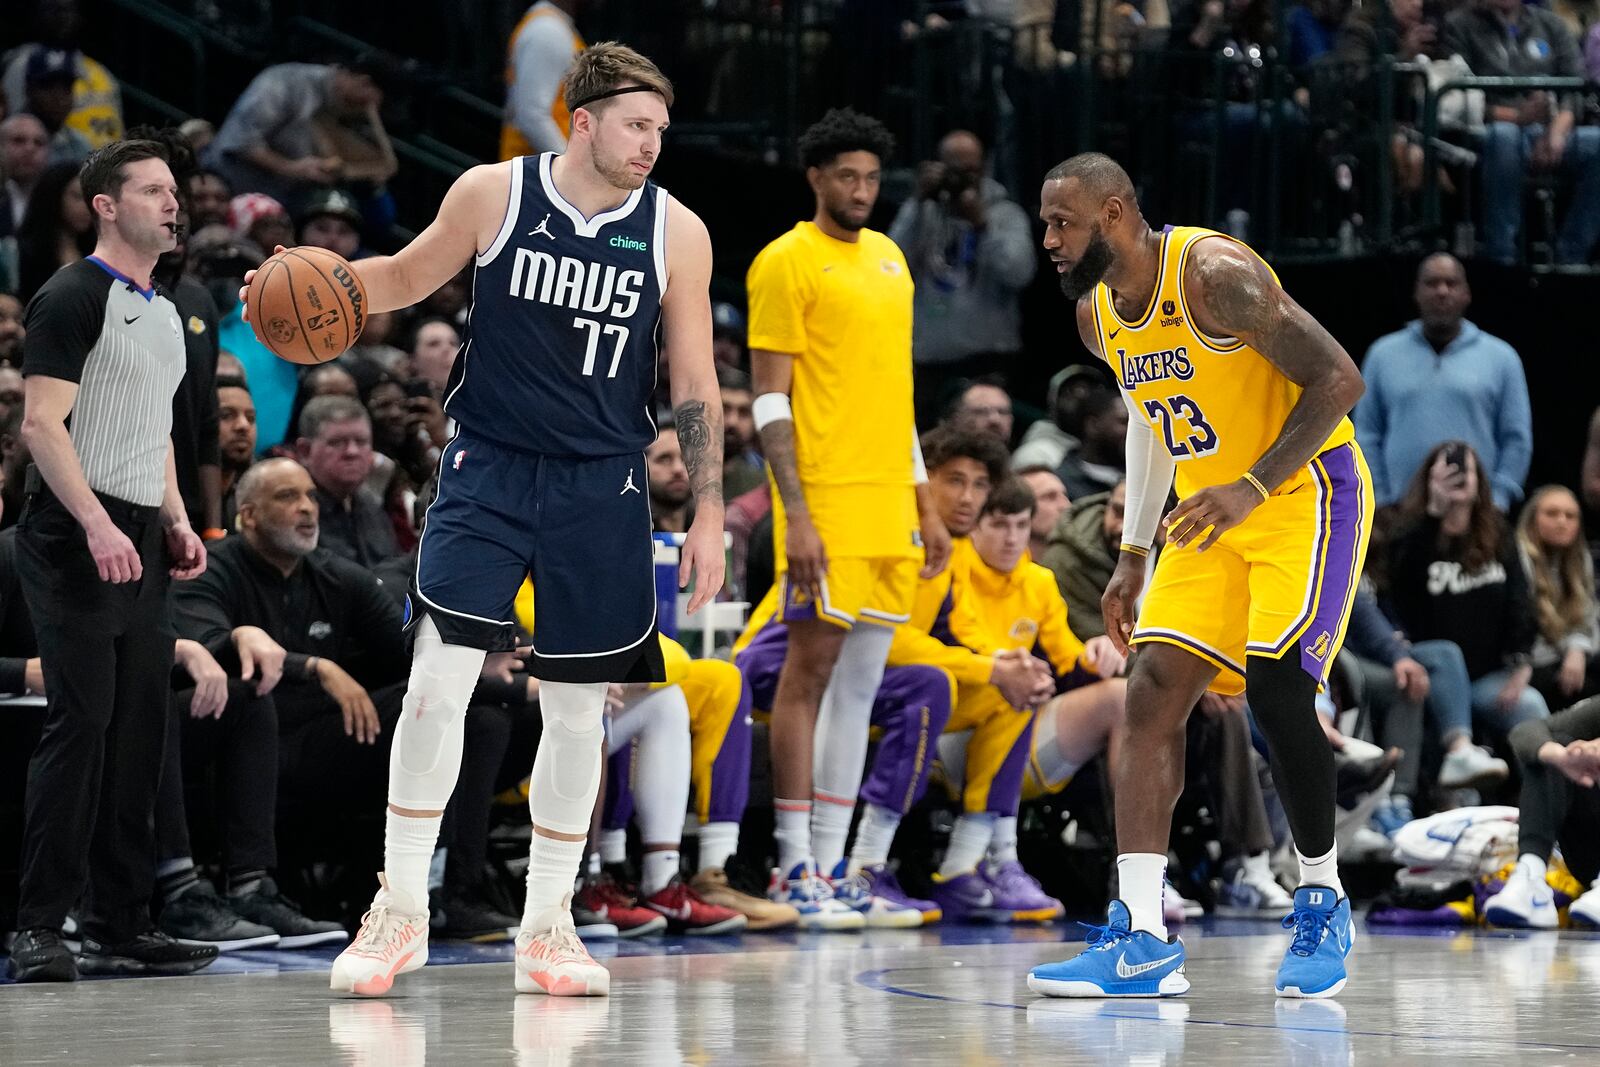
[662,200,725,610]
[1164,237,1365,550]
[751,348,829,597]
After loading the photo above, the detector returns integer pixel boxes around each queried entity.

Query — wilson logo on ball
[332,264,366,337]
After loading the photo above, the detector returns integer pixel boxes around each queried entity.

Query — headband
[570,84,662,111]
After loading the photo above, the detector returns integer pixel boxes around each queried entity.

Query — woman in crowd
[1381,442,1549,755]
[1518,485,1600,710]
[15,162,95,302]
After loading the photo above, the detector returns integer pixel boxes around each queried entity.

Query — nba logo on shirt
[453,449,468,471]
[1306,631,1332,661]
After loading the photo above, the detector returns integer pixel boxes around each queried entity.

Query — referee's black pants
[15,491,175,941]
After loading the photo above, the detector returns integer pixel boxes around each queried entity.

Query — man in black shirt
[295,394,398,568]
[11,139,213,982]
[216,374,255,529]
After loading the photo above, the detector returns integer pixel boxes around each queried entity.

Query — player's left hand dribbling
[680,513,726,615]
[1163,480,1264,552]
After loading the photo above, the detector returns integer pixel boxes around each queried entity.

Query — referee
[7,140,216,982]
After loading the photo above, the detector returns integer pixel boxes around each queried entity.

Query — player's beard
[592,140,647,192]
[824,194,870,233]
[1059,226,1114,300]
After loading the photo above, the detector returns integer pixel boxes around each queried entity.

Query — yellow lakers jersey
[499,3,584,161]
[747,221,918,558]
[1091,226,1353,500]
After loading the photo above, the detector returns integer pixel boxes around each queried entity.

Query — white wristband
[753,392,793,430]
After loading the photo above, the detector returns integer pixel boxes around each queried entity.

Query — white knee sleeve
[388,615,487,811]
[613,686,692,846]
[813,622,894,800]
[529,680,608,836]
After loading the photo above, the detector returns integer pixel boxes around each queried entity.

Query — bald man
[1354,253,1531,510]
[889,129,1035,424]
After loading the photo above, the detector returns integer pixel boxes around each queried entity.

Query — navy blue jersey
[444,152,666,456]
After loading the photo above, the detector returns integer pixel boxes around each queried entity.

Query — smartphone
[403,378,434,399]
[1443,442,1467,475]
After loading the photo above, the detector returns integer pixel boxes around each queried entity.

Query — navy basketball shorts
[407,427,666,684]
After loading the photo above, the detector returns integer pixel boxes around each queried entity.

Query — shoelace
[353,904,408,953]
[1282,906,1333,957]
[1077,920,1139,953]
[988,862,1035,893]
[534,921,590,963]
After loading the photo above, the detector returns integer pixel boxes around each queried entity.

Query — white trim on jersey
[477,156,525,267]
[539,151,644,239]
[651,187,669,296]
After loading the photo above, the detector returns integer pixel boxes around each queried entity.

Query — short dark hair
[948,374,1010,417]
[798,108,895,170]
[980,477,1035,519]
[79,138,170,233]
[298,394,369,441]
[920,424,1009,486]
[1044,151,1135,202]
[1013,464,1058,481]
[717,365,752,392]
[215,374,250,392]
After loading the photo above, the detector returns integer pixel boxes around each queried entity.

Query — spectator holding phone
[1378,441,1549,747]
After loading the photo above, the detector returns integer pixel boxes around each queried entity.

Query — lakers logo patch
[1306,631,1332,661]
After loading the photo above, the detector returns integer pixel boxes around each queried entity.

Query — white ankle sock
[1117,853,1168,938]
[1296,844,1344,899]
[384,810,442,914]
[774,799,812,874]
[524,834,586,930]
[811,796,854,875]
[987,816,1019,866]
[599,828,628,867]
[698,822,740,873]
[849,804,901,870]
[939,813,996,877]
[641,849,680,896]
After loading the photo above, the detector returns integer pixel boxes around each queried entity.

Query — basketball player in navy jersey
[243,43,725,997]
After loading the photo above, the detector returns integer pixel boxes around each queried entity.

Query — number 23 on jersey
[1142,394,1219,459]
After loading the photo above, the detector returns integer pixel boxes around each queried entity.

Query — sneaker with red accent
[574,874,667,939]
[515,896,611,997]
[329,876,430,997]
[641,876,748,935]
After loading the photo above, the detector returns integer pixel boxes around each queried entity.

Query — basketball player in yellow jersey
[1028,153,1372,1002]
[747,108,952,922]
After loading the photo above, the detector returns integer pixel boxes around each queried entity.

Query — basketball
[245,246,367,365]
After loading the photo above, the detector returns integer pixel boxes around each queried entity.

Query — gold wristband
[1242,472,1270,501]
[1119,543,1150,558]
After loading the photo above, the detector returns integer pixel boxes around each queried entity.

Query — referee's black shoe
[8,927,79,982]
[78,929,219,976]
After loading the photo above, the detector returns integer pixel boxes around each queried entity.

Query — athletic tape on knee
[529,680,609,836]
[389,615,486,810]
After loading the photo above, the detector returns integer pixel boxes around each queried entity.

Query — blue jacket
[1354,319,1532,510]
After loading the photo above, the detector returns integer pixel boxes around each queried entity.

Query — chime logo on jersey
[509,248,646,319]
[1116,345,1195,389]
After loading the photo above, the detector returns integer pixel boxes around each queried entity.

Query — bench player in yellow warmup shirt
[747,109,950,923]
[1028,154,1371,1002]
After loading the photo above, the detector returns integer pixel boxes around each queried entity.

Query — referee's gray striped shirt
[21,257,187,507]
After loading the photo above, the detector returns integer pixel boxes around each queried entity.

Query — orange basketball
[245,245,367,365]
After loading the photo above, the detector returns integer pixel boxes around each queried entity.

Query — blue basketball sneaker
[1027,900,1189,998]
[1275,885,1354,999]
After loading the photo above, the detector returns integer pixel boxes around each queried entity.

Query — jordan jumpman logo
[527,213,554,240]
[620,469,640,495]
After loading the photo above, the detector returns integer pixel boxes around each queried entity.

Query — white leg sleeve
[388,615,487,811]
[528,680,608,836]
[938,730,973,796]
[610,686,692,846]
[812,622,894,802]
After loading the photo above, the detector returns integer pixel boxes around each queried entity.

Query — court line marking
[851,966,1600,1051]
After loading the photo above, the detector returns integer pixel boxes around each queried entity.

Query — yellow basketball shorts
[779,555,920,631]
[1131,442,1374,695]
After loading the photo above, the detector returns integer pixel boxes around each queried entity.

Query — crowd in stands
[0,0,1597,962]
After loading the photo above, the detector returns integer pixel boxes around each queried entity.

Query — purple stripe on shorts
[1293,444,1365,680]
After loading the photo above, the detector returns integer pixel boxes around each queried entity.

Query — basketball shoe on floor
[984,861,1066,922]
[515,895,610,996]
[1483,862,1559,929]
[768,861,864,930]
[574,874,667,939]
[689,867,801,931]
[1275,886,1354,998]
[928,869,995,922]
[159,880,280,951]
[1215,856,1294,918]
[827,860,930,927]
[78,929,219,976]
[642,876,747,935]
[231,877,348,948]
[430,888,518,943]
[1570,879,1600,929]
[6,927,78,983]
[1027,900,1189,998]
[329,876,429,997]
[1437,745,1509,790]
[1163,882,1204,925]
